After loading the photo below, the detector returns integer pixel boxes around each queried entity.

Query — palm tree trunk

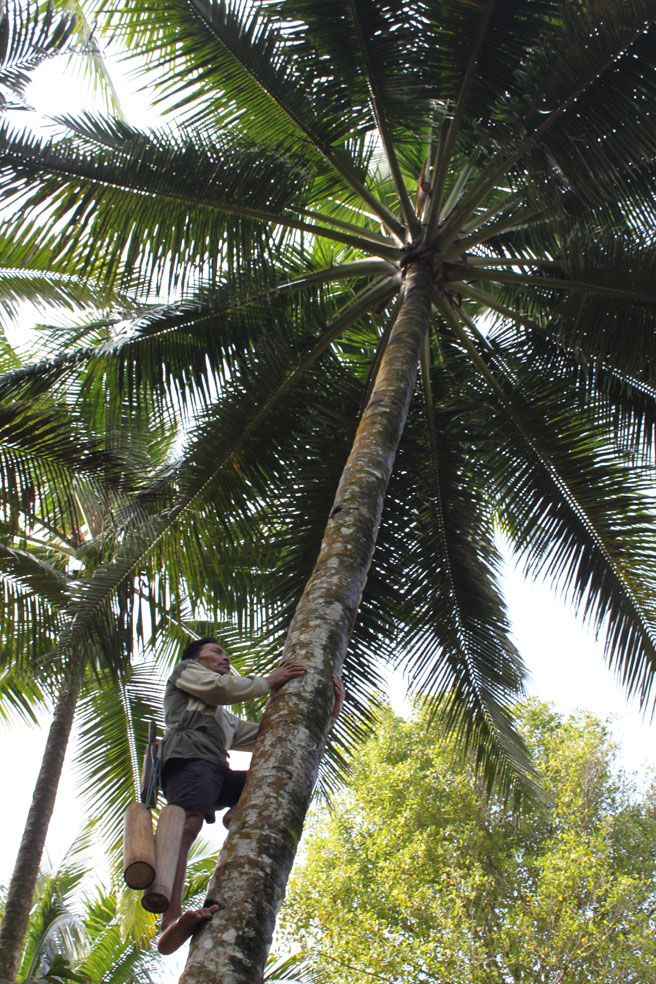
[179,258,434,984]
[0,659,84,981]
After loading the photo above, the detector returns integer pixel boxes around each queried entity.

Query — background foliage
[281,702,656,983]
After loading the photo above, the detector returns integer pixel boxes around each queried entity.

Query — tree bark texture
[0,659,84,981]
[179,259,434,984]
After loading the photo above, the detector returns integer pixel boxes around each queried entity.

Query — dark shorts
[162,757,247,824]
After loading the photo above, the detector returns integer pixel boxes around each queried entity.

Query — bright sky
[504,561,656,781]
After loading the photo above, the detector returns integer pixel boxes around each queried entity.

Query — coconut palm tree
[0,1,656,980]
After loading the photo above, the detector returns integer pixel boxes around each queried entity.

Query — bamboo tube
[123,802,156,889]
[141,804,186,913]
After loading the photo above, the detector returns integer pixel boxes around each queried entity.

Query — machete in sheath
[140,718,162,809]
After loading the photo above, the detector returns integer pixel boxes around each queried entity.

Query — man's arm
[231,665,341,751]
[175,661,270,705]
[228,661,307,751]
[175,659,308,707]
[265,664,342,712]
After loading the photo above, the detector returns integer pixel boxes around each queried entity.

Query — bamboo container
[123,802,156,889]
[141,804,186,913]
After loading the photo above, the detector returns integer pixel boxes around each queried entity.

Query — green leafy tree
[282,702,656,983]
[0,2,656,979]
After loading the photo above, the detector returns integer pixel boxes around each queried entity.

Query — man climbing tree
[155,638,343,955]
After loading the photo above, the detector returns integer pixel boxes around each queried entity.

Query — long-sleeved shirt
[161,659,271,767]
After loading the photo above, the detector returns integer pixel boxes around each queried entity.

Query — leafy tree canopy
[281,702,656,983]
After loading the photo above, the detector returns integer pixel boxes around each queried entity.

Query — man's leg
[157,810,207,954]
[157,758,224,955]
[156,763,247,954]
[160,811,203,929]
[218,768,247,830]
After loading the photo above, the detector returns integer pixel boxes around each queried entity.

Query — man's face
[196,642,230,675]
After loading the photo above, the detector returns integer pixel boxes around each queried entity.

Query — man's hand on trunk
[266,661,307,690]
[267,662,344,721]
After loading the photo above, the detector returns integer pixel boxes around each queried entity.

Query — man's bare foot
[222,807,235,829]
[157,905,219,955]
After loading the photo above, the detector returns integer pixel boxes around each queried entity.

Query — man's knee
[183,811,204,839]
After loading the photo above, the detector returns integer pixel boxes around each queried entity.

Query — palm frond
[444,316,656,708]
[73,661,166,845]
[0,117,325,295]
[0,1,75,101]
[0,664,46,725]
[380,383,534,798]
[94,0,405,235]
[0,542,68,674]
[439,0,656,243]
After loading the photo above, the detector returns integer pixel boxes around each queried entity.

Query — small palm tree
[0,463,169,979]
[5,828,162,983]
[3,830,314,984]
[1,1,656,981]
